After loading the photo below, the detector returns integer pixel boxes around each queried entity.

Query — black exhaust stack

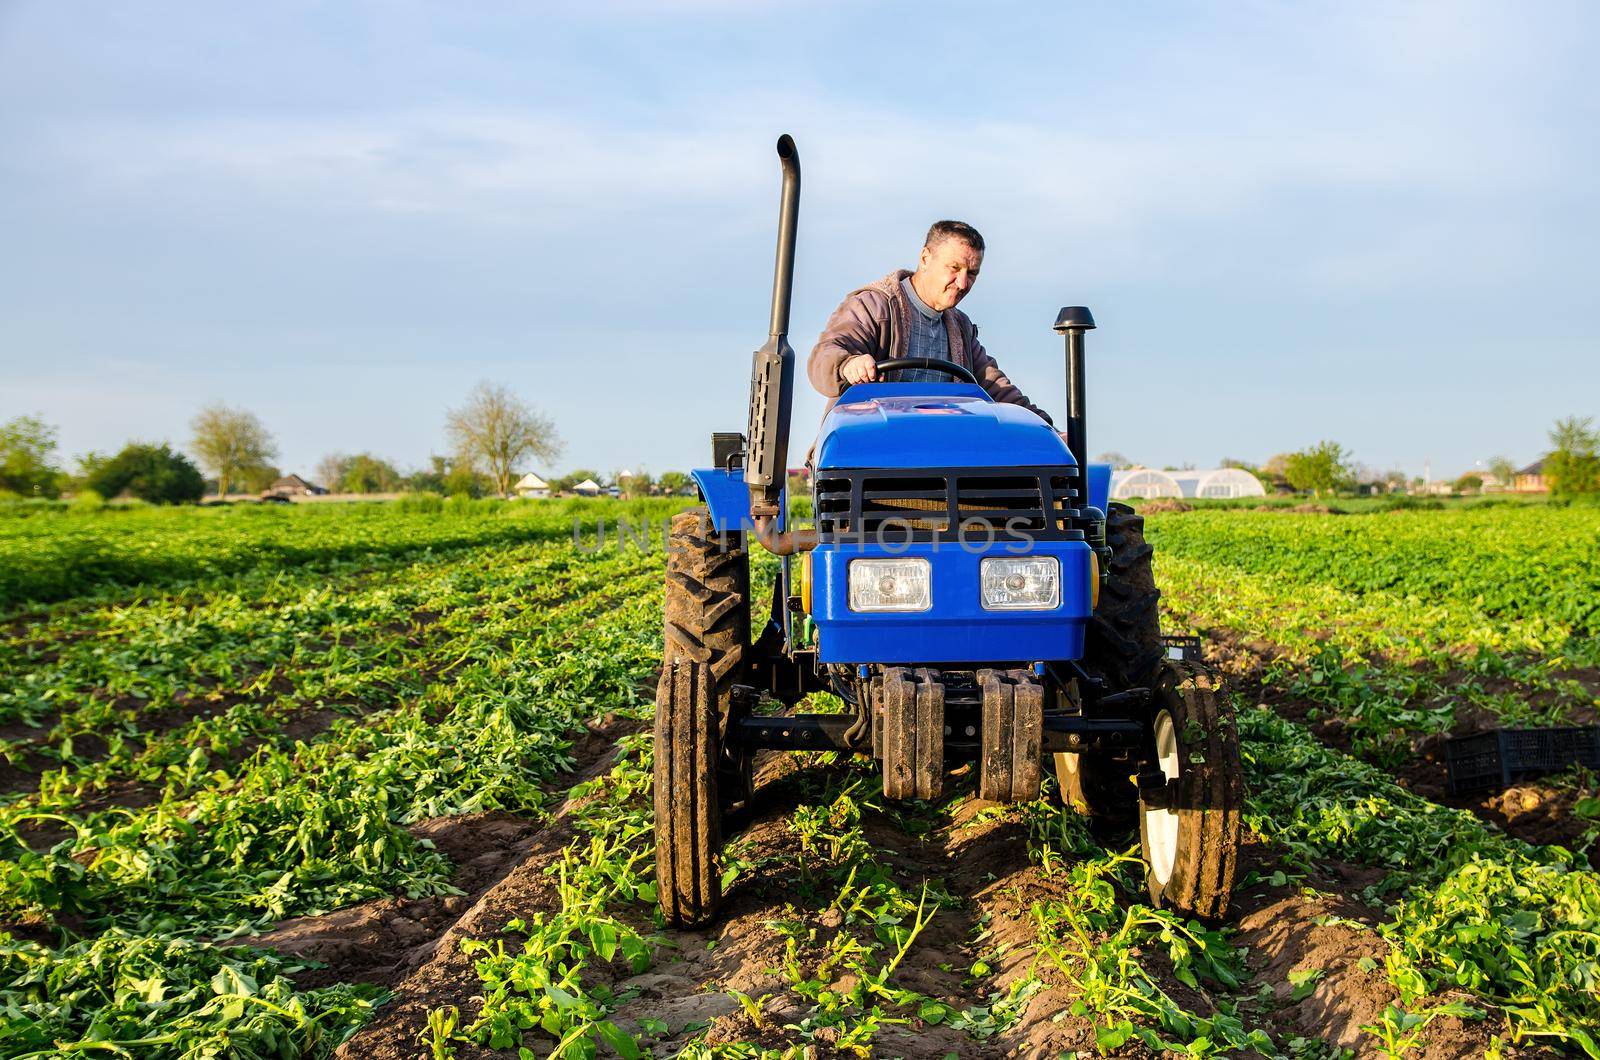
[745,135,801,516]
[1052,306,1096,469]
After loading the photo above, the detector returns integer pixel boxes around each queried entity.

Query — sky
[2,1,1596,483]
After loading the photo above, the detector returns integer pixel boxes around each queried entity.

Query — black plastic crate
[1444,726,1600,795]
[1163,634,1204,663]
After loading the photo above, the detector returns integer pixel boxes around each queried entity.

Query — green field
[1,500,1596,1057]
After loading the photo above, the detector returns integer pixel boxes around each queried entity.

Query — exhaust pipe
[746,134,814,554]
[1052,306,1096,469]
[768,135,801,340]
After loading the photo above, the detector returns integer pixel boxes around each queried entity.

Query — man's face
[915,238,983,312]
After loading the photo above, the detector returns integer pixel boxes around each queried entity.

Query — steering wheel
[871,358,978,385]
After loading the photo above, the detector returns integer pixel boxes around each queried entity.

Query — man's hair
[924,219,985,253]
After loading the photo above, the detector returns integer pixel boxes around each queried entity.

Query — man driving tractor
[806,220,1056,426]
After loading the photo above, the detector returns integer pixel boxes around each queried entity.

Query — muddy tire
[1056,503,1162,830]
[1139,662,1242,921]
[655,509,750,927]
[1086,503,1163,689]
[662,509,750,705]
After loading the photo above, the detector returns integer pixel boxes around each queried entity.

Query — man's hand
[840,354,879,385]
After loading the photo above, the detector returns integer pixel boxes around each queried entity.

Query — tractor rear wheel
[1139,662,1242,920]
[1056,503,1162,831]
[655,508,750,927]
[1086,502,1164,688]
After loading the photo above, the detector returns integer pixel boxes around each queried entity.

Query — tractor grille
[814,467,1088,542]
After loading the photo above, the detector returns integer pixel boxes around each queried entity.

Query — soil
[244,713,641,996]
[1196,626,1600,867]
[248,811,548,990]
[306,723,1536,1059]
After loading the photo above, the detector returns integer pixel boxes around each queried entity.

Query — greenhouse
[1168,468,1267,499]
[1108,467,1267,500]
[1109,468,1183,499]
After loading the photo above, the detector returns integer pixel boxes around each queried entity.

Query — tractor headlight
[848,558,931,612]
[980,557,1060,611]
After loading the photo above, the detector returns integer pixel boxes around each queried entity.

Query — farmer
[806,220,1055,425]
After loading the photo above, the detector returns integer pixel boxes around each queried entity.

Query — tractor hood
[814,382,1071,470]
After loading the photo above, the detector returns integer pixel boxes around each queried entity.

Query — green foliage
[338,452,404,493]
[0,495,690,607]
[0,931,381,1058]
[315,451,406,496]
[553,469,604,493]
[86,443,205,505]
[1546,415,1600,497]
[400,454,492,498]
[657,470,692,495]
[1148,506,1600,630]
[1023,806,1271,1057]
[1241,708,1600,1055]
[453,734,658,1055]
[616,468,654,499]
[7,495,1598,1059]
[189,404,278,497]
[0,520,668,1055]
[0,414,64,499]
[1284,440,1354,496]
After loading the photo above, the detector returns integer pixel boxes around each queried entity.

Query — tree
[616,469,654,499]
[554,469,603,493]
[314,453,349,495]
[1283,441,1354,497]
[658,471,692,496]
[190,404,278,498]
[444,382,563,499]
[238,464,281,492]
[1487,455,1517,490]
[316,452,407,494]
[0,415,64,498]
[1095,451,1134,470]
[1546,415,1600,497]
[404,454,490,497]
[87,443,205,504]
[1454,473,1484,494]
[345,454,404,493]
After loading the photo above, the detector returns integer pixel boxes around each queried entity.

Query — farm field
[1,500,1597,1058]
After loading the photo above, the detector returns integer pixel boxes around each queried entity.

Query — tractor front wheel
[1138,662,1242,920]
[654,509,749,927]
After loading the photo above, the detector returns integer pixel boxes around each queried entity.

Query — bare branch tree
[315,453,349,495]
[190,404,278,498]
[444,382,563,498]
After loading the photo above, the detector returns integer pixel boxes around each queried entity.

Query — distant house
[266,474,327,497]
[572,478,603,497]
[514,473,550,499]
[1514,459,1547,493]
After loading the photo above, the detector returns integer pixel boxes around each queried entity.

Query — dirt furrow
[244,711,645,1059]
[1200,628,1600,866]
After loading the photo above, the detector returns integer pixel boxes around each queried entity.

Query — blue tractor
[654,136,1242,927]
